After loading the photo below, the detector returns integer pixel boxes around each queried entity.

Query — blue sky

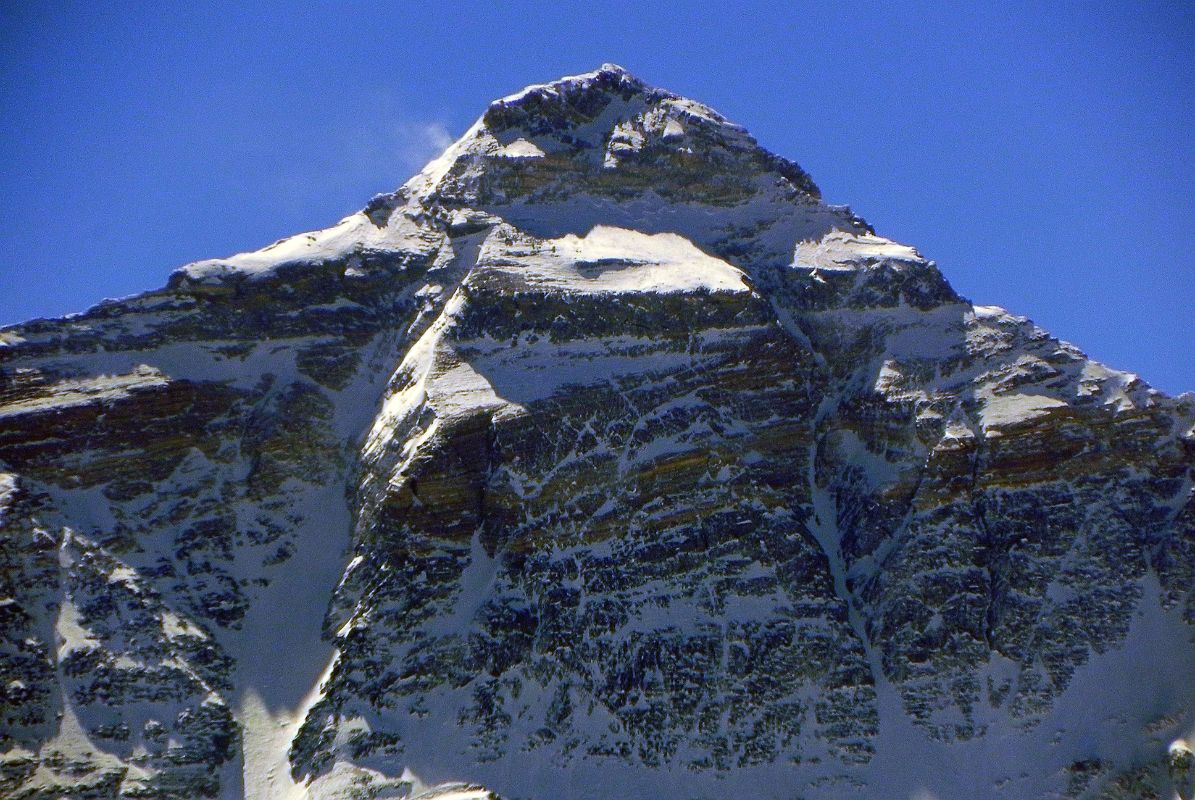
[2,1,1192,393]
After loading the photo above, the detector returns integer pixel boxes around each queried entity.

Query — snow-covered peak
[480,63,737,137]
[4,65,1193,800]
[170,66,846,288]
[396,63,822,210]
[491,63,647,108]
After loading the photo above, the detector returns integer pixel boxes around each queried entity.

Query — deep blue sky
[2,2,1192,393]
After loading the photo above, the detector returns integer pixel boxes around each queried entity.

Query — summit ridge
[1,68,1193,800]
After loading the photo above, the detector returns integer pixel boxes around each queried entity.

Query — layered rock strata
[1,65,1192,800]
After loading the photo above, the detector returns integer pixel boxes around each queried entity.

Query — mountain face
[1,65,1193,800]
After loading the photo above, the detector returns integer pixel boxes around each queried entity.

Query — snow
[401,117,488,200]
[978,392,1069,431]
[360,226,751,493]
[234,654,339,800]
[958,303,1157,427]
[411,785,497,800]
[478,181,864,271]
[662,96,739,128]
[479,225,750,294]
[0,327,417,800]
[179,214,372,281]
[0,365,169,419]
[21,699,131,794]
[794,230,924,272]
[864,574,1195,800]
[222,332,409,800]
[493,63,639,106]
[0,472,17,523]
[661,118,685,139]
[604,121,647,167]
[304,763,419,799]
[429,530,500,638]
[457,328,761,408]
[55,596,97,657]
[176,203,440,283]
[4,62,1192,800]
[427,359,516,419]
[358,574,1195,800]
[153,60,868,295]
[495,138,545,158]
[364,288,467,464]
[972,304,1014,321]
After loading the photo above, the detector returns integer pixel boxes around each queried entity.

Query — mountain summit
[2,66,1193,800]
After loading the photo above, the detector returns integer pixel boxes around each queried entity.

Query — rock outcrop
[1,65,1192,800]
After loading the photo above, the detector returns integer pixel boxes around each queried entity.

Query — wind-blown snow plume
[1,65,1192,800]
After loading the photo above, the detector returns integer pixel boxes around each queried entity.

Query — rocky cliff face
[1,65,1192,800]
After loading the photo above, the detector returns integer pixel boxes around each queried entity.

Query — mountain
[1,64,1192,800]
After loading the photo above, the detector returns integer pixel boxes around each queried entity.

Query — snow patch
[979,392,1068,432]
[0,472,18,522]
[661,118,685,139]
[795,230,924,272]
[427,359,516,420]
[480,225,749,294]
[494,63,639,107]
[495,138,544,159]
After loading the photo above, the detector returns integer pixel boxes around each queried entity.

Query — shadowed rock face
[1,65,1192,800]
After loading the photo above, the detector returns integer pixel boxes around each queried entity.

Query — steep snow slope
[1,65,1192,800]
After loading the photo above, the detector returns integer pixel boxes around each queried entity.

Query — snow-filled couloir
[1,64,1193,800]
